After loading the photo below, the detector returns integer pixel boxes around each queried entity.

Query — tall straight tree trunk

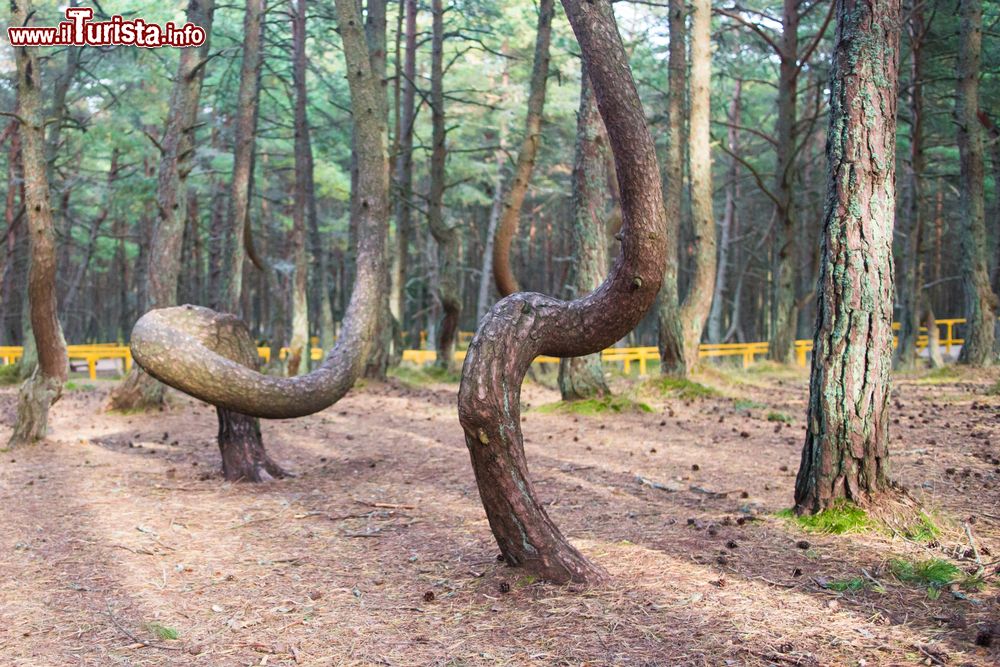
[558,73,611,400]
[476,53,510,323]
[427,0,460,370]
[708,79,742,343]
[287,0,312,376]
[794,0,901,513]
[979,112,1000,298]
[657,0,686,376]
[110,0,216,410]
[391,0,417,330]
[894,5,926,369]
[768,0,800,363]
[363,0,397,379]
[955,0,997,366]
[8,0,69,448]
[675,0,715,372]
[492,0,554,297]
[459,0,667,584]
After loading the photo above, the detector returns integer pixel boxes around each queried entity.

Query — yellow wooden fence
[0,318,970,380]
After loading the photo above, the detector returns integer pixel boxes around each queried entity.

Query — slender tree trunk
[492,0,554,297]
[895,5,926,370]
[979,112,1000,298]
[955,0,997,366]
[768,0,800,363]
[458,0,666,584]
[288,0,312,376]
[110,0,216,410]
[794,0,901,513]
[392,0,417,331]
[8,0,69,448]
[675,0,716,372]
[427,0,460,370]
[476,54,510,323]
[708,80,742,344]
[657,0,686,376]
[558,73,611,400]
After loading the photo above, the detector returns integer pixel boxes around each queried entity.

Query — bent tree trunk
[428,0,460,371]
[656,0,686,376]
[794,0,901,514]
[8,0,69,448]
[458,0,666,584]
[492,0,553,297]
[558,73,610,400]
[110,0,216,410]
[955,0,997,366]
[130,0,389,441]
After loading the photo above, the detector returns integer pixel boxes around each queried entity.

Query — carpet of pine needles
[0,362,998,666]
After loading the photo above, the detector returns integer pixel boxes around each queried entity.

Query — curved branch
[492,0,554,297]
[458,0,666,584]
[130,0,389,421]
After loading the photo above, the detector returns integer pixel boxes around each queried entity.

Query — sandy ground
[0,364,998,666]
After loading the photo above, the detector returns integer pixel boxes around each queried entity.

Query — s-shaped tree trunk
[492,0,554,297]
[8,0,69,448]
[558,73,611,401]
[794,0,901,514]
[458,0,666,584]
[955,0,997,366]
[109,0,216,411]
[130,0,389,452]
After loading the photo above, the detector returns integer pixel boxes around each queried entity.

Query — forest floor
[0,362,999,666]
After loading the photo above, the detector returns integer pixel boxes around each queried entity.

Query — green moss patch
[0,364,19,386]
[645,376,718,400]
[776,501,873,534]
[536,396,653,416]
[389,365,461,386]
[766,411,793,423]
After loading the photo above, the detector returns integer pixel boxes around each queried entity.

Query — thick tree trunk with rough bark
[558,74,611,400]
[955,0,997,366]
[708,80,742,344]
[895,5,926,370]
[675,0,715,373]
[492,0,553,297]
[458,0,666,583]
[768,0,800,363]
[288,0,312,377]
[426,0,460,370]
[794,0,901,513]
[656,0,686,376]
[131,0,389,426]
[110,0,216,410]
[8,0,69,448]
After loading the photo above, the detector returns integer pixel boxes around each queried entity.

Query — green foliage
[0,364,19,386]
[145,623,179,641]
[889,558,961,589]
[776,501,872,534]
[536,396,653,415]
[733,398,764,410]
[766,411,793,423]
[917,366,962,385]
[389,365,462,386]
[826,577,866,592]
[646,377,718,400]
[64,382,97,392]
[901,513,940,542]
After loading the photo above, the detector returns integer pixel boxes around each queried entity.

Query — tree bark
[131,0,390,422]
[768,0,800,363]
[558,73,611,400]
[675,0,716,372]
[894,4,926,370]
[288,0,312,377]
[8,0,69,448]
[954,0,996,366]
[476,53,510,324]
[656,0,686,376]
[392,0,417,328]
[708,80,742,343]
[492,0,554,297]
[427,0,461,371]
[794,0,901,513]
[110,0,216,410]
[458,0,666,583]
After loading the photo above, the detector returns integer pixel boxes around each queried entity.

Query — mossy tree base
[7,372,62,448]
[108,367,166,412]
[557,355,609,401]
